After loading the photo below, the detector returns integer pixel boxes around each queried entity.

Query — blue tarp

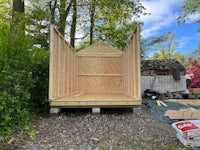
[142,99,200,124]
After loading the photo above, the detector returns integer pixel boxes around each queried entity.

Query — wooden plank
[156,100,161,106]
[50,101,141,108]
[49,25,54,100]
[166,99,200,106]
[127,42,131,95]
[165,109,200,119]
[190,88,200,94]
[130,35,134,96]
[56,93,136,100]
[136,25,141,99]
[53,31,59,99]
[77,74,122,76]
[58,34,61,97]
[159,100,167,107]
[50,93,141,107]
[76,54,123,57]
[49,25,76,100]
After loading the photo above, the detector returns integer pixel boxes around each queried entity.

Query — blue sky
[139,0,200,56]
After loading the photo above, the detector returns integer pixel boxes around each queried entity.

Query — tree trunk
[12,0,25,29]
[70,0,77,48]
[12,0,25,40]
[58,0,72,36]
[89,1,95,45]
[13,0,24,12]
[49,0,58,24]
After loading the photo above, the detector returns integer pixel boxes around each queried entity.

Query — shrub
[0,21,49,141]
[29,47,49,112]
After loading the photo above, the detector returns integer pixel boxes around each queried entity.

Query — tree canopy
[178,0,200,31]
[25,0,147,50]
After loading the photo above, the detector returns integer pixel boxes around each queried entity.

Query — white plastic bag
[176,133,200,147]
[172,120,200,138]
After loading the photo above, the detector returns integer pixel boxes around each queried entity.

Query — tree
[141,35,165,59]
[0,0,11,23]
[83,0,146,48]
[49,0,73,36]
[178,0,200,31]
[12,0,25,32]
[26,0,147,50]
[0,1,50,141]
[193,43,200,55]
[26,1,50,49]
[70,0,77,48]
[153,32,178,60]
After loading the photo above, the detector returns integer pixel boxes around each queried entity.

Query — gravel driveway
[16,105,195,150]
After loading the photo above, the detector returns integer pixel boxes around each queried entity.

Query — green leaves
[0,21,47,142]
[178,0,200,31]
[153,32,179,60]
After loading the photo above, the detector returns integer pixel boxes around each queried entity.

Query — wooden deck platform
[49,93,141,108]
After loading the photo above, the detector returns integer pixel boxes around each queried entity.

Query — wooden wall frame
[49,25,141,108]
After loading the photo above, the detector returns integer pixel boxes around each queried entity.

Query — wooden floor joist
[166,99,200,106]
[50,93,141,108]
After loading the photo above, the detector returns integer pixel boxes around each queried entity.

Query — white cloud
[186,13,200,23]
[177,36,192,49]
[140,0,183,38]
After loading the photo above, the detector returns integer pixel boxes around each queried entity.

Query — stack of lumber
[165,109,200,119]
[164,99,200,120]
[172,120,200,147]
[156,100,167,107]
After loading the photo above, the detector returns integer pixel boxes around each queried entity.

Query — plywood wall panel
[49,25,75,100]
[99,76,123,93]
[59,39,65,97]
[100,57,122,74]
[123,25,141,99]
[51,31,59,99]
[76,76,100,93]
[76,57,99,74]
[135,26,141,99]
[49,25,141,103]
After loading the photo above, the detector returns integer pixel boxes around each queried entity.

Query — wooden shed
[49,25,141,110]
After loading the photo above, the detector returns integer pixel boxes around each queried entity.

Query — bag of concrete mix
[176,133,200,147]
[172,120,200,138]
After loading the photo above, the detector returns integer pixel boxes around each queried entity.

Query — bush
[0,23,34,140]
[0,22,49,141]
[29,47,49,112]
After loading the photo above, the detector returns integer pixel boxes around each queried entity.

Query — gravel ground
[6,105,197,150]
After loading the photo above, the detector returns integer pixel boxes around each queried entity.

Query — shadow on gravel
[59,108,134,115]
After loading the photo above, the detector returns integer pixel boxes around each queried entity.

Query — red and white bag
[172,120,200,138]
[176,133,200,147]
